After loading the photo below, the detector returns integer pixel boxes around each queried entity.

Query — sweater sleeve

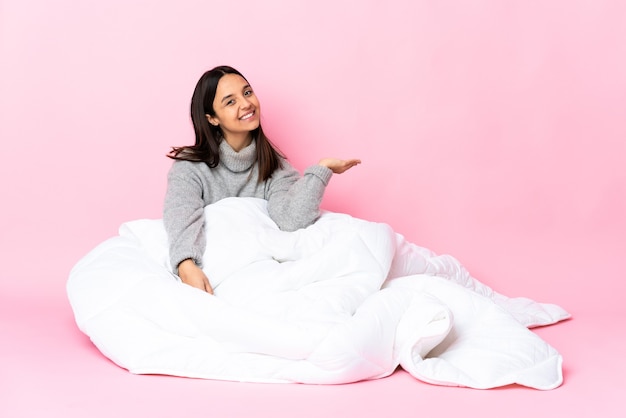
[163,161,206,274]
[265,160,332,231]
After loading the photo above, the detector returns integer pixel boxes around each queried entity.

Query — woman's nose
[240,96,252,109]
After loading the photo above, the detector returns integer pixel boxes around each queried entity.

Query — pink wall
[1,1,624,313]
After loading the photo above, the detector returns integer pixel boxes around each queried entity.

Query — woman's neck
[223,133,253,152]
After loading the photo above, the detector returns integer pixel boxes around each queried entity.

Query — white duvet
[67,197,570,389]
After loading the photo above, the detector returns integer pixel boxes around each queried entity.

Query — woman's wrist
[178,258,197,272]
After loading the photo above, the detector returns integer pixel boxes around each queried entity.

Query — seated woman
[164,65,361,294]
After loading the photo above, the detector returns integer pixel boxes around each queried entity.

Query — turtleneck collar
[219,139,257,173]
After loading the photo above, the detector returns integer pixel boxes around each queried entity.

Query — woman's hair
[168,65,284,182]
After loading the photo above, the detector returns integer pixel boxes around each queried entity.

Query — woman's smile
[240,110,256,121]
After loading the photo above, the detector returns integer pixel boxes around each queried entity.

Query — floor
[1,286,623,418]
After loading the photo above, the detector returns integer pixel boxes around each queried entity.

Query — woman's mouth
[240,111,255,121]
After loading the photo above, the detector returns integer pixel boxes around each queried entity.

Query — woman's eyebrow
[220,94,234,104]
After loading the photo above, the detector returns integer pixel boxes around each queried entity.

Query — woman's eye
[244,90,253,96]
[226,99,235,106]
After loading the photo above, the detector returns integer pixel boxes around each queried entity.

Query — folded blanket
[67,197,570,389]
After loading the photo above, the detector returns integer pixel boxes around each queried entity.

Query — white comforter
[67,197,569,389]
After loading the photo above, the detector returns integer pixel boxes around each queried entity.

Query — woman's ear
[206,114,219,126]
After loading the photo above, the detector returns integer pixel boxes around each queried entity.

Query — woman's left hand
[319,158,361,174]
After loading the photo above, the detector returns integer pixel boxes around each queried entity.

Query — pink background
[1,0,625,417]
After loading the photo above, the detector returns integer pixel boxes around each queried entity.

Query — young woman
[164,66,360,294]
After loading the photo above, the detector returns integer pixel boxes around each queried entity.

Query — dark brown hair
[168,66,284,181]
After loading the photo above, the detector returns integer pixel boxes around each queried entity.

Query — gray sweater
[163,139,332,273]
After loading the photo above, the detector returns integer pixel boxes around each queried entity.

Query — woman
[164,66,360,294]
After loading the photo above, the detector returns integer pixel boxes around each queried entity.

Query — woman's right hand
[178,259,214,294]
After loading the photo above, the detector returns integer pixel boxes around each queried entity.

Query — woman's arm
[265,158,360,231]
[163,161,207,275]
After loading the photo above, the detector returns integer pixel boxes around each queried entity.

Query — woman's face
[207,73,261,148]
